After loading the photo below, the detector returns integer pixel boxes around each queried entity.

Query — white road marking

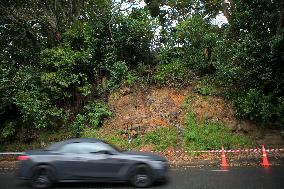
[209,169,230,172]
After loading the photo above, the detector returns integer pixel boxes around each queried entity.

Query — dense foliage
[1,0,284,142]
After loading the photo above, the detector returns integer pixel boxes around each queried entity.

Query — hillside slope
[81,85,282,165]
[100,85,259,140]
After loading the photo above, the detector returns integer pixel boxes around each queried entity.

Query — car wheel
[130,164,153,188]
[31,165,54,189]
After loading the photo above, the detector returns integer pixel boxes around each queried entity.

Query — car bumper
[155,167,168,178]
[15,161,33,180]
[153,162,168,181]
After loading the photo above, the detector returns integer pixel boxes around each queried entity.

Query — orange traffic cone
[220,146,229,167]
[261,144,271,167]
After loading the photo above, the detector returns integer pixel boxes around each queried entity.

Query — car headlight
[149,160,167,169]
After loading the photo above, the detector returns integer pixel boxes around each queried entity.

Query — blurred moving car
[16,138,168,188]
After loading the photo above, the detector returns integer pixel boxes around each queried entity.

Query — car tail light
[17,155,29,161]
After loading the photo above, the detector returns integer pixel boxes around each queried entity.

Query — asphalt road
[1,166,284,189]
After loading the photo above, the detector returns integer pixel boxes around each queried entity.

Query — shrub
[107,61,130,90]
[233,89,273,121]
[71,101,112,137]
[195,77,217,96]
[40,47,91,100]
[84,101,112,128]
[154,59,189,87]
[14,90,66,129]
[125,71,138,86]
[1,121,16,139]
[70,114,86,137]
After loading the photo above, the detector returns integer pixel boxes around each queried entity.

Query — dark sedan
[16,138,168,188]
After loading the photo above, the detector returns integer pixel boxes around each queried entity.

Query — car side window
[58,142,114,154]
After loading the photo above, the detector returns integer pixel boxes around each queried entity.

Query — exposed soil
[104,86,186,135]
[100,85,259,139]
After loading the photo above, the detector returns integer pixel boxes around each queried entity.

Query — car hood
[122,151,167,161]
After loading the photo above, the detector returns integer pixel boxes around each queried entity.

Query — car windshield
[103,141,124,152]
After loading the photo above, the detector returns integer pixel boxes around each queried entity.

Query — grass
[181,95,196,109]
[136,127,180,151]
[184,111,255,151]
[82,127,181,152]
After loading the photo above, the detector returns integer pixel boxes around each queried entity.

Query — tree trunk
[222,0,231,23]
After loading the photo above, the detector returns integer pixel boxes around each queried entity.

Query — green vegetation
[154,60,190,87]
[82,127,180,151]
[71,101,112,136]
[233,89,274,122]
[184,111,255,150]
[195,77,218,96]
[1,122,15,139]
[137,127,180,151]
[1,0,284,146]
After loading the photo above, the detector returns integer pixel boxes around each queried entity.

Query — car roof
[47,138,103,151]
